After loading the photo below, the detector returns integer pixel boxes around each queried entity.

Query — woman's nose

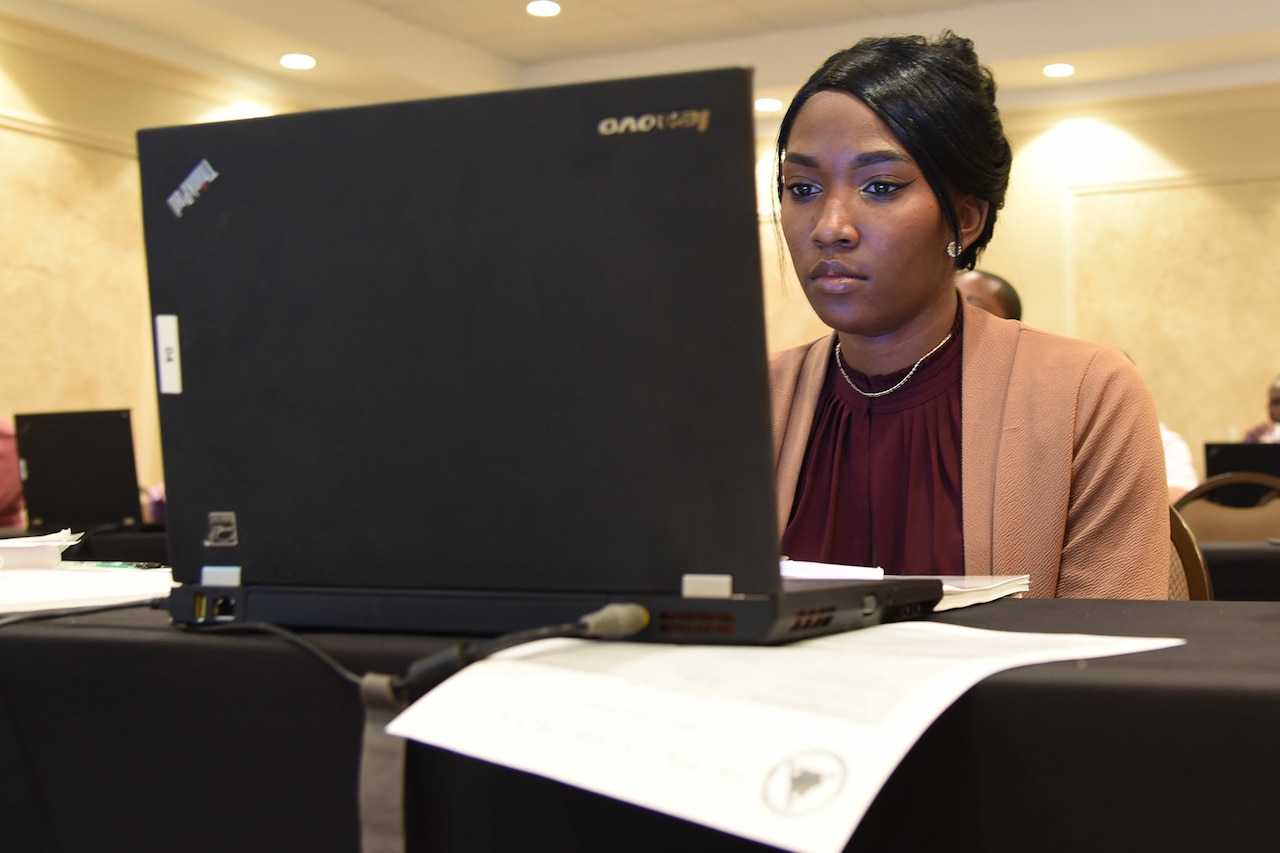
[811,195,858,247]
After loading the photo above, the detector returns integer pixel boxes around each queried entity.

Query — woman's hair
[775,31,1012,270]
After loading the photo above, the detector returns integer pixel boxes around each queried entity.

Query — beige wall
[3,14,1280,491]
[0,15,301,491]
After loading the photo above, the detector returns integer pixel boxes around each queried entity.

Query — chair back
[1169,504,1212,600]
[1174,472,1280,541]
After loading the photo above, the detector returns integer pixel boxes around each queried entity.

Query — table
[1201,539,1280,600]
[3,599,1280,852]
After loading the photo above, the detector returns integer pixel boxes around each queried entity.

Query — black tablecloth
[1202,539,1280,600]
[3,599,1280,852]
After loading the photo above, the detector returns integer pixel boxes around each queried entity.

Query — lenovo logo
[597,109,711,136]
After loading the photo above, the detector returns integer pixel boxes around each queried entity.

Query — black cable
[173,620,364,687]
[2,597,650,704]
[172,602,650,704]
[392,621,582,703]
[393,602,651,703]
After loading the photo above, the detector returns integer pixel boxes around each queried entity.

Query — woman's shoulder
[1017,324,1129,365]
[967,309,1146,406]
[769,336,830,375]
[971,309,1132,373]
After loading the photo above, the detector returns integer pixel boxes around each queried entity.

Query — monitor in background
[1203,443,1280,506]
[14,409,143,534]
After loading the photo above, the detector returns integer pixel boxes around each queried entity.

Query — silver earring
[946,241,961,259]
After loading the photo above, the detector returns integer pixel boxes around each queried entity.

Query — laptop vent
[787,606,836,634]
[657,610,736,636]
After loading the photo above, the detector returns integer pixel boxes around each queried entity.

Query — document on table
[387,622,1184,853]
[0,564,174,613]
[0,529,82,570]
[782,562,1030,610]
[780,560,883,581]
[922,574,1031,611]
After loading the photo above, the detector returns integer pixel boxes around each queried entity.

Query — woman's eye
[863,180,901,196]
[785,182,819,199]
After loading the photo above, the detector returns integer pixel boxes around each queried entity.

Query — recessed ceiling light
[527,1,561,17]
[1043,63,1076,79]
[754,98,783,113]
[280,53,317,71]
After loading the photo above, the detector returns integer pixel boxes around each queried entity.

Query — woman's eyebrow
[783,149,911,168]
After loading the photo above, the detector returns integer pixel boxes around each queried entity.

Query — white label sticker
[155,314,183,394]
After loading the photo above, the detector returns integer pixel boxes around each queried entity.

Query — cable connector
[393,602,650,703]
[577,602,650,638]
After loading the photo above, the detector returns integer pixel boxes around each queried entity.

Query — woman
[769,32,1169,599]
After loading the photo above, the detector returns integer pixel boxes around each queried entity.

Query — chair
[1173,472,1280,542]
[1168,504,1212,600]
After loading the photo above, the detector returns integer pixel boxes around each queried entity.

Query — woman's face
[779,90,973,340]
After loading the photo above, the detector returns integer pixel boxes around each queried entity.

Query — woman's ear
[957,195,989,247]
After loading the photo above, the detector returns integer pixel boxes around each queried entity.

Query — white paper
[929,575,1030,611]
[780,560,883,581]
[0,529,82,570]
[388,622,1183,853]
[0,564,174,612]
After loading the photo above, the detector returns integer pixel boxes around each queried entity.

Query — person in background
[954,268,1021,321]
[769,31,1169,599]
[0,417,25,530]
[1161,424,1198,503]
[1243,375,1280,443]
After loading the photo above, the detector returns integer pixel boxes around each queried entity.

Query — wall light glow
[754,97,783,113]
[1043,63,1076,79]
[200,102,274,123]
[1023,117,1176,187]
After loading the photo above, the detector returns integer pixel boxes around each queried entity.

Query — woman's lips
[808,260,864,293]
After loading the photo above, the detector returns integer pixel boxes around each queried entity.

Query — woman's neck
[836,296,959,377]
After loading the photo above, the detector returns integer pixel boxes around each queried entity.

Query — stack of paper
[781,560,1030,611]
[0,563,174,613]
[918,575,1031,612]
[779,560,883,581]
[0,529,82,570]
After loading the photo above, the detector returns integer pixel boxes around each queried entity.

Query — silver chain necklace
[834,332,954,398]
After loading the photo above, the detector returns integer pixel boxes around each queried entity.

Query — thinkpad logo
[597,108,711,136]
[167,158,219,218]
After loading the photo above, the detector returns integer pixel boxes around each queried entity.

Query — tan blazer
[769,302,1169,599]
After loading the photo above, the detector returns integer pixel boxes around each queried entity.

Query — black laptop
[136,68,941,642]
[1204,443,1280,506]
[14,409,142,534]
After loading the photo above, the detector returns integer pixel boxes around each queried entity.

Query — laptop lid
[14,409,142,534]
[1204,443,1280,506]
[138,68,940,640]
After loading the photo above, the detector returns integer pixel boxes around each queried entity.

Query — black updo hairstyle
[775,31,1012,271]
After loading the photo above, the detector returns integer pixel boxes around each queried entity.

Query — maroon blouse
[779,312,965,575]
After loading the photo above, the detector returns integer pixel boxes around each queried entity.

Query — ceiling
[2,0,1280,115]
